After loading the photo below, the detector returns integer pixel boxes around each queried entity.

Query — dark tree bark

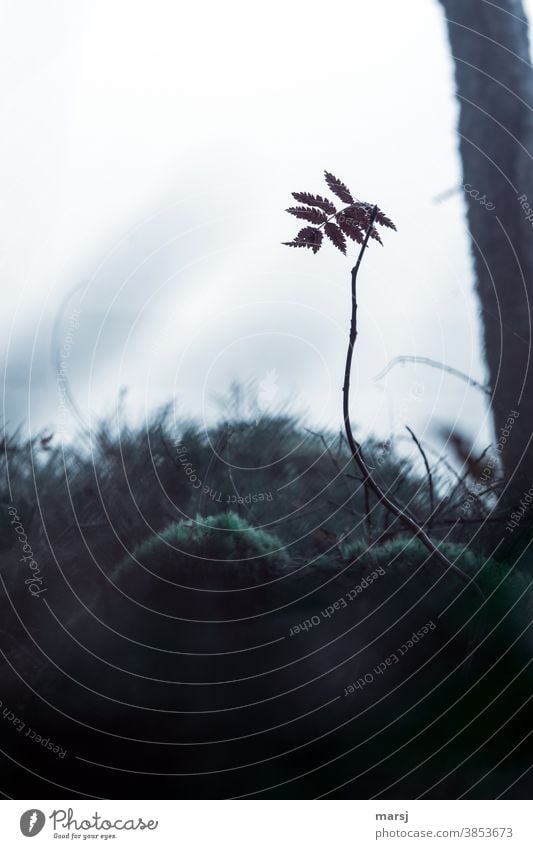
[438,0,533,501]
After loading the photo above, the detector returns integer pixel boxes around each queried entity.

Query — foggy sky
[2,0,526,460]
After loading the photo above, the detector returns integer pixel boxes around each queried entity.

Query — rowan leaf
[324,221,347,254]
[375,208,397,230]
[283,226,323,254]
[345,204,384,244]
[344,203,371,224]
[324,172,354,204]
[284,176,396,256]
[286,206,328,224]
[336,213,365,244]
[291,192,337,215]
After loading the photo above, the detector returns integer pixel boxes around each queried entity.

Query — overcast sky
[2,0,531,458]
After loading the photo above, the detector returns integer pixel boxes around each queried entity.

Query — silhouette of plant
[283,171,483,599]
[283,170,395,255]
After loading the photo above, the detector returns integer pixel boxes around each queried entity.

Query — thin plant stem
[342,206,484,601]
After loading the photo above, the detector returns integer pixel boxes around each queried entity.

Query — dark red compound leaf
[345,204,384,245]
[324,221,347,254]
[291,192,337,215]
[358,201,387,219]
[324,171,354,205]
[283,176,396,256]
[286,206,328,225]
[346,202,396,233]
[283,226,323,254]
[344,202,369,220]
[375,208,397,230]
[336,213,365,244]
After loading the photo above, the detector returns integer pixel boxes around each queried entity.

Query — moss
[339,536,532,652]
[340,535,517,591]
[129,511,289,584]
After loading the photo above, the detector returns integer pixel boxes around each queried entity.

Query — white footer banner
[0,800,530,847]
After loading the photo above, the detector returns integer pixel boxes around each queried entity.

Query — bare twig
[433,185,462,204]
[342,208,484,601]
[405,424,435,533]
[394,433,483,520]
[434,444,497,520]
[446,444,494,502]
[440,483,501,520]
[374,355,491,397]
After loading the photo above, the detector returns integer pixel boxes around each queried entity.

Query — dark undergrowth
[0,409,532,798]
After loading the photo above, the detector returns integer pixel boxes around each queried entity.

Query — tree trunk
[438,0,533,503]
